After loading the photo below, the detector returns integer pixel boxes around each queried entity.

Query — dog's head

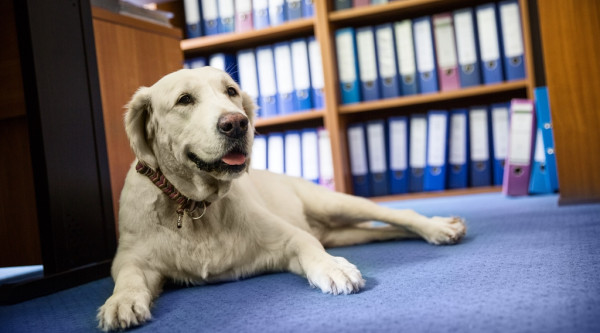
[125,67,256,181]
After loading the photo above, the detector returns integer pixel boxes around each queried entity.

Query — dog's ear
[240,90,257,125]
[124,87,158,169]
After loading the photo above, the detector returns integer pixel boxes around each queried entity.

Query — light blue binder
[394,20,419,96]
[424,110,449,191]
[356,26,381,101]
[201,0,219,35]
[308,37,325,109]
[469,106,493,187]
[499,0,526,81]
[273,42,296,115]
[269,0,287,26]
[530,86,558,192]
[448,108,469,189]
[335,28,361,104]
[453,8,482,87]
[387,116,409,194]
[375,23,400,99]
[253,0,270,29]
[366,120,389,196]
[218,0,235,33]
[413,16,439,94]
[347,123,371,197]
[475,3,504,84]
[301,128,320,184]
[256,46,279,117]
[291,38,313,111]
[182,0,202,38]
[490,102,511,185]
[409,114,427,192]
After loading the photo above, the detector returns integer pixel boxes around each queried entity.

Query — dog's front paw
[421,216,467,245]
[97,290,152,331]
[306,256,365,295]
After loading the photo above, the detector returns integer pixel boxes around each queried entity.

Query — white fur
[97,67,467,331]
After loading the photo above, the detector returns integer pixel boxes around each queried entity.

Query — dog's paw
[97,290,152,331]
[307,256,366,295]
[421,216,467,245]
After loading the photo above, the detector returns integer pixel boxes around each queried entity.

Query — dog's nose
[217,112,248,139]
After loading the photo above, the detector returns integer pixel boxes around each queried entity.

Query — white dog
[97,67,466,331]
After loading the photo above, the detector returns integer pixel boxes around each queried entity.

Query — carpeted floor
[1,192,599,332]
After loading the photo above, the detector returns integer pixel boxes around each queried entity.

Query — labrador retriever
[97,67,466,331]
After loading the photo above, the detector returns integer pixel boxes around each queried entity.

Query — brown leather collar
[136,161,210,228]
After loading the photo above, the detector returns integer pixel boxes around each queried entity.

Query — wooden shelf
[255,110,324,128]
[181,18,314,55]
[339,80,529,114]
[370,186,502,203]
[329,0,487,26]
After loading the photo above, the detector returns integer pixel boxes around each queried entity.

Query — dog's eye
[226,87,238,97]
[177,94,193,105]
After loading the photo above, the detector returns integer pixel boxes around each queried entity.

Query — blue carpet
[1,193,599,333]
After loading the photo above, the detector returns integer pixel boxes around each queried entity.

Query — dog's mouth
[187,147,248,174]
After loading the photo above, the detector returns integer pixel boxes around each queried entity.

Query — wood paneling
[537,0,600,204]
[92,7,183,221]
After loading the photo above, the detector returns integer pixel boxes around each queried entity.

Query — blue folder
[308,37,325,109]
[453,8,482,88]
[273,42,296,115]
[531,86,559,192]
[253,0,270,29]
[291,38,313,111]
[375,23,400,99]
[366,120,389,196]
[413,16,439,94]
[469,106,493,187]
[347,123,371,197]
[409,114,427,192]
[183,0,202,38]
[335,28,361,104]
[447,109,470,189]
[218,0,235,33]
[529,129,551,194]
[475,3,504,84]
[256,46,279,117]
[301,128,320,184]
[424,110,449,192]
[394,20,419,96]
[499,0,526,81]
[490,102,510,185]
[201,0,219,35]
[387,117,409,194]
[287,0,302,20]
[269,0,287,26]
[303,0,315,17]
[356,26,381,101]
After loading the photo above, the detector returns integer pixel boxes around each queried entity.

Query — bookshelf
[179,0,537,201]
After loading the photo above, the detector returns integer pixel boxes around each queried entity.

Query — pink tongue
[222,152,246,165]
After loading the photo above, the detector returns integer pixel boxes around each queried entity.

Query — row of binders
[251,128,335,190]
[182,0,315,38]
[347,87,558,197]
[185,37,325,118]
[336,0,526,104]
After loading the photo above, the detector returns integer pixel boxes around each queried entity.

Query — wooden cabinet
[537,0,600,204]
[92,8,184,220]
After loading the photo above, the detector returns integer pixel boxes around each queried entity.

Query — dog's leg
[297,184,466,245]
[320,225,421,247]
[277,224,366,295]
[97,256,163,331]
